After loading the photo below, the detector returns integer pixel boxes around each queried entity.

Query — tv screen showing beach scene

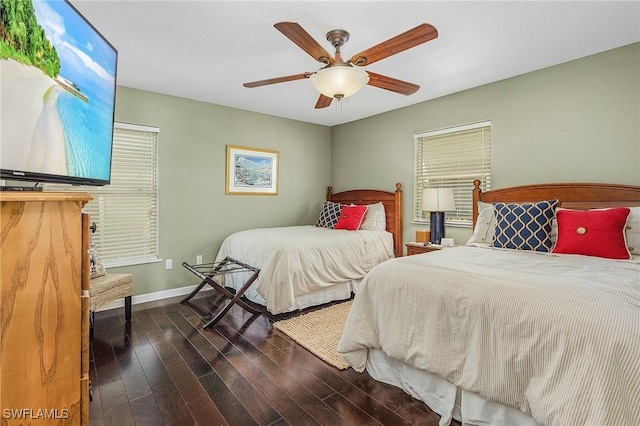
[0,0,117,185]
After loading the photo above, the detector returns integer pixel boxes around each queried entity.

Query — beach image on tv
[0,0,117,182]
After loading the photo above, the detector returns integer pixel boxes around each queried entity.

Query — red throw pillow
[334,205,368,231]
[551,207,631,259]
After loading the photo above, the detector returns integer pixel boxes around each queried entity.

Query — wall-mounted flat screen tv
[1,0,118,186]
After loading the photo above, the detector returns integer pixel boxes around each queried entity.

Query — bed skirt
[224,271,358,313]
[366,349,539,426]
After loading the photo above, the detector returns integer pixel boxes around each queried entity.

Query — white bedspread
[215,225,394,314]
[338,246,640,426]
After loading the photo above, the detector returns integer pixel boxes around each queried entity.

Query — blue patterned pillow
[492,200,559,252]
[316,201,344,228]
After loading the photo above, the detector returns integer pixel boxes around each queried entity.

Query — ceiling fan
[243,22,438,109]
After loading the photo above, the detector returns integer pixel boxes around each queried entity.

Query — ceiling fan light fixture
[309,65,369,99]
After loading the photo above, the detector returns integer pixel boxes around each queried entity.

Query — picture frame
[225,145,279,195]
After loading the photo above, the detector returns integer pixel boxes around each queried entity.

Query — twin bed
[338,180,640,426]
[214,183,403,314]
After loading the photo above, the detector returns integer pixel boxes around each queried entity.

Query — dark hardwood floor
[90,291,458,425]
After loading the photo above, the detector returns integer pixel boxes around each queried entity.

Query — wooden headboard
[327,183,403,257]
[472,179,640,228]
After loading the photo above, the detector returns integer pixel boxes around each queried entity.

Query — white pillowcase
[626,206,639,257]
[359,202,387,231]
[466,201,496,247]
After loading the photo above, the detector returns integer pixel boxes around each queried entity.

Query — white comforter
[215,225,394,314]
[338,246,640,426]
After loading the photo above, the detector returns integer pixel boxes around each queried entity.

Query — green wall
[111,42,639,296]
[111,88,331,295]
[330,43,640,248]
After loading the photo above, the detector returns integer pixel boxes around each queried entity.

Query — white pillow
[466,201,496,247]
[359,202,387,231]
[626,206,639,257]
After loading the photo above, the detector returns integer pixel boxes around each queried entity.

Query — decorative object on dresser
[405,242,442,256]
[1,192,93,425]
[421,187,456,244]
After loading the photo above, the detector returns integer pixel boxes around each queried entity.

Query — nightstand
[405,242,442,256]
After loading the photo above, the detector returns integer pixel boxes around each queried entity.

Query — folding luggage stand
[181,257,261,328]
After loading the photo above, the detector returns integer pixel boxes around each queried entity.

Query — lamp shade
[309,65,369,99]
[422,188,456,212]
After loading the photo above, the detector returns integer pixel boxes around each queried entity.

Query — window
[47,122,159,266]
[414,121,491,227]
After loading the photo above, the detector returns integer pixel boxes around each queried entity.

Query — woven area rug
[273,300,352,370]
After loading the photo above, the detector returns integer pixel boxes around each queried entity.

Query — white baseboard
[95,283,212,313]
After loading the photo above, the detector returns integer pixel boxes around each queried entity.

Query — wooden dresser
[1,192,92,425]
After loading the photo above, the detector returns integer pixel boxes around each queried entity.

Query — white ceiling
[72,1,640,127]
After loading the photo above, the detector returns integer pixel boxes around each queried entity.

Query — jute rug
[273,300,352,370]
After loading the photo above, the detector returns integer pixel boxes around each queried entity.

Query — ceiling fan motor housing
[326,29,350,49]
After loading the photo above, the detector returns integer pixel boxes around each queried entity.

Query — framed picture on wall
[225,145,279,195]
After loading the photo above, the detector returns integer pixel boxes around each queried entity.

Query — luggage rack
[181,257,260,328]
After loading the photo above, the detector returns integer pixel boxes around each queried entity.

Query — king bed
[338,180,640,426]
[214,183,403,314]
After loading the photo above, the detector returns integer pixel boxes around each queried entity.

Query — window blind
[46,122,159,266]
[414,121,491,226]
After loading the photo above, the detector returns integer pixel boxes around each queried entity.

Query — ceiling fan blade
[243,72,312,88]
[366,71,420,95]
[274,22,335,64]
[314,94,333,109]
[350,23,438,66]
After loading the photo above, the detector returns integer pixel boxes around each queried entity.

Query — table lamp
[422,188,456,245]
